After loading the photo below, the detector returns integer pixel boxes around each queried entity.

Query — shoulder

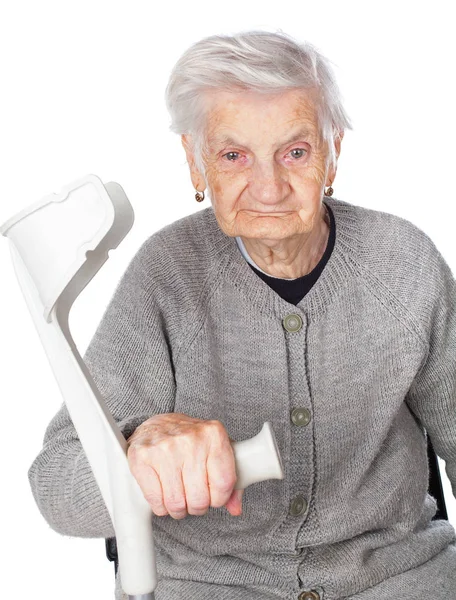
[353,201,453,284]
[352,199,431,250]
[137,207,210,260]
[139,207,215,295]
[127,207,220,320]
[110,208,219,360]
[328,196,450,284]
[349,200,455,336]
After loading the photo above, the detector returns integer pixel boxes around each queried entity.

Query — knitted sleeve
[27,237,177,539]
[405,252,456,499]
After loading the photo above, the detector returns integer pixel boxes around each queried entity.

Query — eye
[289,148,307,159]
[222,151,240,162]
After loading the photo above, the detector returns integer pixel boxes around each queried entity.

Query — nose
[249,158,289,207]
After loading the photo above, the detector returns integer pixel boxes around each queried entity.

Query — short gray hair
[165,29,353,180]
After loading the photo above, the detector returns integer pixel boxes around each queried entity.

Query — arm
[27,238,177,538]
[405,255,456,500]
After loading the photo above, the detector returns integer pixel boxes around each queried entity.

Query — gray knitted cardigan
[28,196,456,600]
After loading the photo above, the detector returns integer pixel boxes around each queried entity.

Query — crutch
[0,174,285,599]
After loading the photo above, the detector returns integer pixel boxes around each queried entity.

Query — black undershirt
[246,204,336,306]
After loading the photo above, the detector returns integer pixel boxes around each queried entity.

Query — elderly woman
[28,31,456,600]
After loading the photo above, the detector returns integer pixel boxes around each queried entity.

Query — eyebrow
[213,126,312,150]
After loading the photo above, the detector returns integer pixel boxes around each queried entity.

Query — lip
[245,211,293,215]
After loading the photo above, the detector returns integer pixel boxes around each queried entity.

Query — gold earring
[195,188,205,202]
[325,185,334,197]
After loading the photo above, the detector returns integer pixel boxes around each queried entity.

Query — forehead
[204,88,320,144]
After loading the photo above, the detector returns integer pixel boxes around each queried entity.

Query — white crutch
[0,174,285,599]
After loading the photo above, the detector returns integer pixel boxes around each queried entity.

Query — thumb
[233,488,244,513]
[226,488,244,515]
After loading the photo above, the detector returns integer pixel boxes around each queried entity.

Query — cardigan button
[291,407,311,426]
[298,592,320,600]
[290,495,307,516]
[283,313,303,332]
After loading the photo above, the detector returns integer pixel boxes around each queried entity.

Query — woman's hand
[126,412,244,519]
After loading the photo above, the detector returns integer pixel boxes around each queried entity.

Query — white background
[0,1,455,598]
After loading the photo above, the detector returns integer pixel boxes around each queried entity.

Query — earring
[324,185,334,197]
[195,188,205,202]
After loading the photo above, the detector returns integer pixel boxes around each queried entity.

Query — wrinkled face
[182,88,340,241]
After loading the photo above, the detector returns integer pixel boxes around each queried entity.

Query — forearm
[28,414,149,538]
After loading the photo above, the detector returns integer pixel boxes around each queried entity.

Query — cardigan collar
[204,196,365,321]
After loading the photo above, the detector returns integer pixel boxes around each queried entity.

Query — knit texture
[28,196,456,599]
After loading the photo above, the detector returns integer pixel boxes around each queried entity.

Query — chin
[237,212,294,232]
[240,227,294,241]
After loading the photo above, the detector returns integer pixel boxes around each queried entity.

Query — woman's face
[182,88,342,240]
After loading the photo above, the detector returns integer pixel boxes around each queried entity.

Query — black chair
[427,434,448,521]
[106,536,119,576]
[104,435,448,575]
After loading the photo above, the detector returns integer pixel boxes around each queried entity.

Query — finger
[160,464,188,520]
[181,452,211,516]
[206,434,237,508]
[225,489,244,516]
[127,453,169,516]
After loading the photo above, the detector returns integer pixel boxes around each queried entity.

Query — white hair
[164,29,353,181]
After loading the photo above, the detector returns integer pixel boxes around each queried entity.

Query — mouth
[244,210,293,215]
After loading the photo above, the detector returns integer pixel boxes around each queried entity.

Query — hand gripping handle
[127,421,284,600]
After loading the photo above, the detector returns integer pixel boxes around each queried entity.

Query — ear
[327,131,344,185]
[334,130,344,160]
[181,134,205,190]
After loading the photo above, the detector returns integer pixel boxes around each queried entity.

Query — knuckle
[209,492,228,508]
[144,494,168,516]
[187,495,210,513]
[213,471,237,493]
[179,433,197,450]
[166,497,187,513]
[156,437,176,454]
[208,419,226,437]
[207,421,231,449]
[188,506,208,516]
[144,490,162,505]
[128,444,150,465]
[151,505,169,516]
[172,512,187,520]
